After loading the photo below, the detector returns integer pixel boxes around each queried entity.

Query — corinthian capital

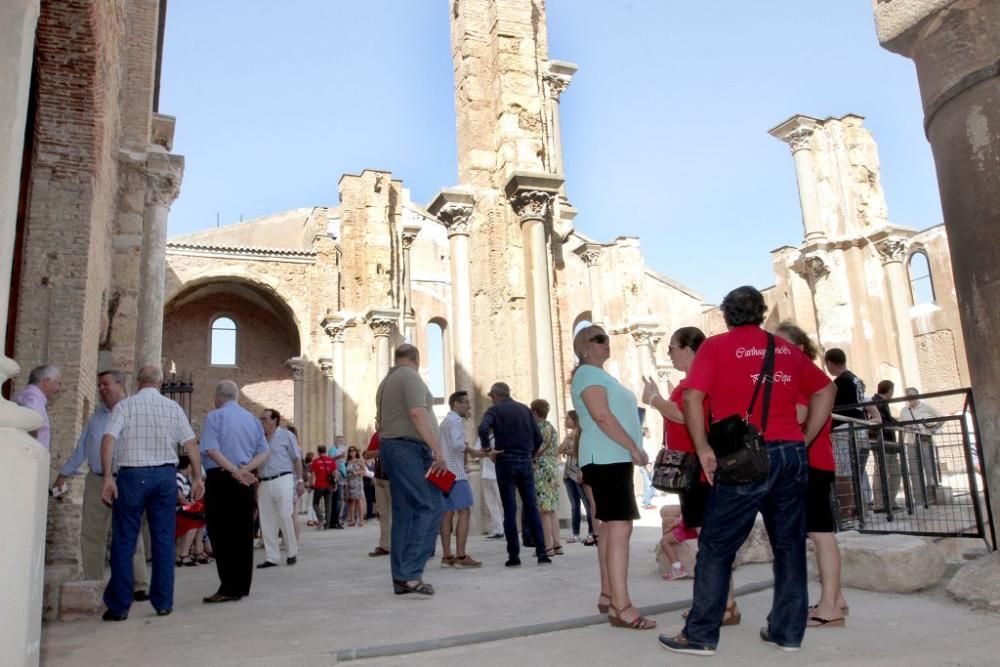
[508,190,553,222]
[628,321,659,348]
[368,318,394,338]
[286,357,305,382]
[875,237,908,264]
[504,172,564,225]
[319,358,335,379]
[573,242,603,267]
[543,73,571,100]
[321,316,349,343]
[769,115,819,154]
[145,152,184,207]
[437,203,473,237]
[401,224,421,250]
[792,251,830,282]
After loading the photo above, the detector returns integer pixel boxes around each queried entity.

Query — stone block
[946,551,1000,609]
[59,579,106,621]
[734,516,774,566]
[838,531,947,593]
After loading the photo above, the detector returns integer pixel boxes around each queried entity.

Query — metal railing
[830,388,994,548]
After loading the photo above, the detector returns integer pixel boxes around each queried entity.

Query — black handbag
[707,333,775,485]
[651,447,699,493]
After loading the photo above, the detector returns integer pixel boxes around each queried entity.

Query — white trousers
[481,477,504,535]
[259,474,299,563]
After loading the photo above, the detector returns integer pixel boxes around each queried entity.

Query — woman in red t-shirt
[643,326,741,626]
[775,322,848,627]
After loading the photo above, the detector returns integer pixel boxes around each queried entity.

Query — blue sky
[161,1,941,304]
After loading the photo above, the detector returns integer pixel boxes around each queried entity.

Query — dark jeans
[363,477,376,518]
[379,438,443,582]
[684,441,809,649]
[336,478,347,524]
[205,468,257,598]
[496,456,545,559]
[563,476,593,536]
[103,466,176,615]
[312,486,333,526]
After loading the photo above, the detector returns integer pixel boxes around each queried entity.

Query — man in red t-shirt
[308,446,338,529]
[659,286,834,657]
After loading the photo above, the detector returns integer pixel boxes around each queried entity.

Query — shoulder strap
[745,333,776,435]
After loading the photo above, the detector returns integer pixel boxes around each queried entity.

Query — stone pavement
[40,507,1000,666]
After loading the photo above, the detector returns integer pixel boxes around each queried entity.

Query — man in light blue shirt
[200,380,270,603]
[256,408,303,568]
[52,370,148,592]
[330,435,349,528]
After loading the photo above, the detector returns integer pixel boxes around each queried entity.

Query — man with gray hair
[53,370,148,595]
[15,363,62,449]
[200,380,270,603]
[100,366,201,621]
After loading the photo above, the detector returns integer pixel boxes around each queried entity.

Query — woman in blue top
[570,324,655,631]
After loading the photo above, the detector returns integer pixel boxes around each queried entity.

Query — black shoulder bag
[707,333,775,485]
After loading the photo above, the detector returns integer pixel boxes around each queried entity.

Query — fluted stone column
[506,173,564,406]
[429,189,475,401]
[287,357,305,438]
[135,150,183,366]
[770,116,825,244]
[874,0,1000,538]
[401,224,420,317]
[367,312,396,380]
[319,358,335,445]
[874,236,922,388]
[322,317,349,438]
[574,243,605,326]
[1,2,49,663]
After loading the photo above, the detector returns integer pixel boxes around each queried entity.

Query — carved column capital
[508,190,554,223]
[543,73,571,101]
[573,243,603,267]
[286,357,305,382]
[437,203,473,237]
[319,358,335,379]
[793,252,830,282]
[321,318,348,343]
[401,225,420,250]
[628,325,657,348]
[875,237,909,264]
[785,127,815,153]
[368,317,395,338]
[145,153,184,207]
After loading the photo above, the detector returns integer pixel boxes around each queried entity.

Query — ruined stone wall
[162,292,296,431]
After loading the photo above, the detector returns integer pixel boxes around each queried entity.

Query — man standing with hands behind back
[200,380,270,603]
[100,366,202,621]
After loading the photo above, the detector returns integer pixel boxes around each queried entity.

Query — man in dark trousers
[477,382,549,567]
[200,380,270,603]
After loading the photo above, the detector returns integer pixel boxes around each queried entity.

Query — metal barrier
[830,388,994,547]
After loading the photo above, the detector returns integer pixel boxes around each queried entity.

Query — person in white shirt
[900,388,944,502]
[256,409,304,568]
[438,391,484,568]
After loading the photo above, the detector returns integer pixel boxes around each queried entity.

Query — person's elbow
[407,407,425,422]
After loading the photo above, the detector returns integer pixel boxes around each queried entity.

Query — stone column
[506,172,564,406]
[400,224,420,317]
[322,317,348,438]
[287,357,305,437]
[0,2,49,663]
[543,62,577,177]
[874,0,1000,538]
[319,358,335,446]
[770,116,825,243]
[428,189,475,400]
[573,243,605,326]
[629,322,659,380]
[368,312,396,381]
[874,236,922,388]
[135,150,183,366]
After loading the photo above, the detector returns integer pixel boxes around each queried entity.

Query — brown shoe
[452,554,482,568]
[440,556,456,568]
[368,547,390,557]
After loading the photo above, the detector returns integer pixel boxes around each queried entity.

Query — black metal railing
[160,371,193,421]
[830,388,994,548]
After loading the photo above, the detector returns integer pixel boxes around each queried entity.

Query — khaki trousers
[82,472,148,587]
[481,477,504,535]
[374,478,391,550]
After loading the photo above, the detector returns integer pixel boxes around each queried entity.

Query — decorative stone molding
[508,190,553,222]
[145,152,184,207]
[875,237,909,264]
[319,358,335,379]
[543,73,571,100]
[573,242,603,267]
[368,317,395,338]
[436,203,473,237]
[793,252,830,282]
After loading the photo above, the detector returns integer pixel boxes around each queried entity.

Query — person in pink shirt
[14,364,61,449]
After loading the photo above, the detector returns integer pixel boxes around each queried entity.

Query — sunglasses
[589,333,609,344]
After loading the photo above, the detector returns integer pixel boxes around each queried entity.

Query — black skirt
[581,462,640,522]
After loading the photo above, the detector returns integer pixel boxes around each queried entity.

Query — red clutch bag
[426,468,456,494]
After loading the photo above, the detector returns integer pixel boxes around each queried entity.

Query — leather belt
[259,471,293,482]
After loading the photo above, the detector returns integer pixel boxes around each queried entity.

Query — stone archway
[163,279,301,430]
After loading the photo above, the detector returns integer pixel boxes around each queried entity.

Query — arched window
[426,320,446,402]
[210,316,238,366]
[908,251,935,305]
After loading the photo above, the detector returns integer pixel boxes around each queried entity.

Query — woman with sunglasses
[570,324,655,631]
[345,446,366,527]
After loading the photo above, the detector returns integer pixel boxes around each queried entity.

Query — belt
[118,463,175,470]
[259,471,293,482]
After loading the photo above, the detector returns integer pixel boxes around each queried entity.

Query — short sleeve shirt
[833,371,867,423]
[570,364,642,466]
[199,400,269,470]
[439,411,468,480]
[105,388,196,471]
[376,365,438,442]
[259,427,302,478]
[685,325,831,443]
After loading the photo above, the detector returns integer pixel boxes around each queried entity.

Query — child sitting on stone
[658,505,697,581]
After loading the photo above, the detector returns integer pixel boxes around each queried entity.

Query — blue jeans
[684,441,809,648]
[103,466,176,615]
[380,438,443,582]
[563,476,593,536]
[495,456,545,558]
[640,465,654,505]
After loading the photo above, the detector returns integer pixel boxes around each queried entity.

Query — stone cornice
[166,242,317,264]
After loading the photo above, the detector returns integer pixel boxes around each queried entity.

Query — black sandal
[392,579,435,596]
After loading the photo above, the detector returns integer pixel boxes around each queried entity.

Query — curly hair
[720,285,767,327]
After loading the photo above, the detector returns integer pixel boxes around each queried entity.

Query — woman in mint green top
[569,324,655,631]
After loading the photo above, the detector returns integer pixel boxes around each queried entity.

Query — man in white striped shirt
[438,391,482,568]
[100,366,202,621]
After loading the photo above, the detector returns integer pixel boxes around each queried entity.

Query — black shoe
[485,533,504,540]
[202,593,243,604]
[759,627,801,652]
[332,524,345,530]
[286,556,297,565]
[132,590,149,602]
[658,633,716,656]
[537,555,552,565]
[523,538,535,548]
[102,610,128,622]
[505,557,522,567]
[155,609,172,617]
[256,561,279,569]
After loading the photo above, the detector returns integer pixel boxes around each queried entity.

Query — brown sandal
[608,604,656,630]
[597,591,611,614]
[681,603,740,626]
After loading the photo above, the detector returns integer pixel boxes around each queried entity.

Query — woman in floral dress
[531,399,563,556]
[345,446,366,527]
